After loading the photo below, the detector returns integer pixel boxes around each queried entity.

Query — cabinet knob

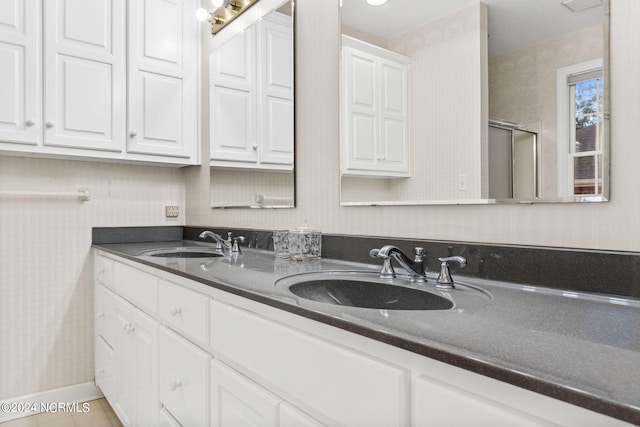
[170,380,182,391]
[96,368,105,375]
[45,121,55,128]
[252,144,258,151]
[129,130,137,138]
[169,306,182,317]
[97,312,105,318]
[25,119,35,127]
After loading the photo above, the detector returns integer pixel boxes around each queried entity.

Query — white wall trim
[0,381,103,422]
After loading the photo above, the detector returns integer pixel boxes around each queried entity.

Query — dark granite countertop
[94,240,640,425]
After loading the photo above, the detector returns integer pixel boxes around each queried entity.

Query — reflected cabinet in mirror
[340,0,609,206]
[209,0,295,208]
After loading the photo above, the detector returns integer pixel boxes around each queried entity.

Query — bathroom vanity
[92,229,640,426]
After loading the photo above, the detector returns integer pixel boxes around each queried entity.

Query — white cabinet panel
[113,262,158,315]
[159,279,209,346]
[414,374,555,427]
[210,299,409,427]
[210,13,293,170]
[260,96,293,165]
[210,85,258,163]
[279,403,325,427]
[0,0,40,146]
[113,296,159,427]
[133,308,160,427]
[95,252,114,288]
[128,0,198,161]
[95,335,116,406]
[44,0,125,152]
[211,359,279,427]
[159,326,210,427]
[341,36,410,177]
[96,284,117,346]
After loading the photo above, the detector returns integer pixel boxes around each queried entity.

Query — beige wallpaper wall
[0,157,184,399]
[187,0,640,253]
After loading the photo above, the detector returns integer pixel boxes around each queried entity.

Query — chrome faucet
[370,245,427,283]
[436,256,467,289]
[199,231,245,254]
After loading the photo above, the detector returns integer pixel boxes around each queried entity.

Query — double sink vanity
[91,226,640,426]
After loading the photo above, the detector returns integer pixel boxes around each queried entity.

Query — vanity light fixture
[196,0,260,35]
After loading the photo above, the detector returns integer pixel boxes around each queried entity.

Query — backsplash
[93,226,640,299]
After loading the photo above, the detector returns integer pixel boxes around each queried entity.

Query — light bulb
[367,0,387,5]
[211,0,226,8]
[195,8,210,21]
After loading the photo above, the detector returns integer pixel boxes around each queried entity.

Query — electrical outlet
[165,204,179,218]
[458,174,468,191]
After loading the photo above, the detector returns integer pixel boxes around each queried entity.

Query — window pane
[573,154,602,195]
[575,122,597,153]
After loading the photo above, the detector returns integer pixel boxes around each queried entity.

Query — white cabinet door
[159,326,210,427]
[342,45,379,172]
[414,375,554,427]
[210,299,409,427]
[379,58,409,174]
[128,0,198,161]
[210,12,293,170]
[0,0,40,146]
[341,36,410,178]
[113,295,159,427]
[258,15,293,166]
[114,296,136,426]
[95,335,116,406]
[95,284,117,347]
[210,359,279,427]
[43,0,125,152]
[279,403,325,427]
[210,27,259,164]
[132,308,159,427]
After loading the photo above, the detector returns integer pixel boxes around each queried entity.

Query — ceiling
[340,0,604,57]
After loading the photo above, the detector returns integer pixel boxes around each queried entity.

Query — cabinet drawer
[210,300,409,427]
[95,254,114,288]
[158,280,209,345]
[95,284,117,347]
[95,335,116,406]
[113,262,158,315]
[158,327,210,427]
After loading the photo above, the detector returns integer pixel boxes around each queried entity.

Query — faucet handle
[232,236,246,253]
[413,247,425,261]
[369,248,395,279]
[436,256,467,289]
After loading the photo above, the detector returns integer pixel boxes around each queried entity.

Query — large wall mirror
[209,0,295,208]
[340,0,609,206]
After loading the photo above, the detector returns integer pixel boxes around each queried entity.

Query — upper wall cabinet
[209,12,294,171]
[341,36,410,178]
[0,0,199,166]
[0,0,41,146]
[128,0,198,161]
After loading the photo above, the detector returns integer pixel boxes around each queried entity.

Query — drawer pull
[170,380,183,391]
[169,306,182,317]
[97,312,105,318]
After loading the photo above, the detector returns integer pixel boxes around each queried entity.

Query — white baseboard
[0,381,103,422]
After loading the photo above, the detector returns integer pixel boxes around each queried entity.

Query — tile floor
[0,399,121,427]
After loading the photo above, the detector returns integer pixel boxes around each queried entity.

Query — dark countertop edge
[93,244,640,425]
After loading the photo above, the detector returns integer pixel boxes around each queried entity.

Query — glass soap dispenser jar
[288,223,321,261]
